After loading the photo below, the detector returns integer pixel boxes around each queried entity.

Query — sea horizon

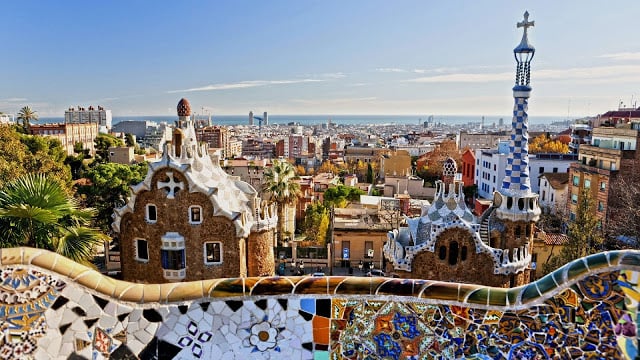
[36,114,570,126]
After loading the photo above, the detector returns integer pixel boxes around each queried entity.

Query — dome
[177,98,191,117]
[443,157,457,177]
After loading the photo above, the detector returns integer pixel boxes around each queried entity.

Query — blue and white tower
[494,11,541,223]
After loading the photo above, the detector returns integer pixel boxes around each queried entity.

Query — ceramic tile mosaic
[0,247,640,359]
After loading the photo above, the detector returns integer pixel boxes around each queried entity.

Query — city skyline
[2,1,640,117]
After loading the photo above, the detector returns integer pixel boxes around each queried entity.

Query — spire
[495,11,540,223]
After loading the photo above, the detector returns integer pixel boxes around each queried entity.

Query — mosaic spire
[501,11,535,196]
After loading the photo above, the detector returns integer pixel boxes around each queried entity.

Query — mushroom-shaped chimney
[177,98,191,117]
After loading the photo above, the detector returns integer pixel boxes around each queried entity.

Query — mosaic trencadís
[0,247,638,359]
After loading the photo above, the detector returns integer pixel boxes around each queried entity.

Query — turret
[494,11,541,223]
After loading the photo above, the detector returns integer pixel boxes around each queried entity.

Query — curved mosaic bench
[1,247,639,359]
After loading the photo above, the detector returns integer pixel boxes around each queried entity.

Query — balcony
[163,268,186,281]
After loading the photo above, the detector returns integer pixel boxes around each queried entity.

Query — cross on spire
[158,171,184,199]
[517,11,534,35]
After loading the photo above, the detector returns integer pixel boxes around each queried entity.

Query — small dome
[443,157,457,177]
[177,98,191,117]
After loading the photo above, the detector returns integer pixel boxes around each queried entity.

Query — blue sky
[2,1,639,117]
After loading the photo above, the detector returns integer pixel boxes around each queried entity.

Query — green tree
[303,202,330,245]
[17,106,38,132]
[543,187,603,274]
[366,162,375,183]
[125,133,136,147]
[77,162,148,233]
[323,185,365,208]
[262,159,302,246]
[0,126,71,188]
[93,134,124,164]
[0,174,108,265]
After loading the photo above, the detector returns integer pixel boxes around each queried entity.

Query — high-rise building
[64,105,112,131]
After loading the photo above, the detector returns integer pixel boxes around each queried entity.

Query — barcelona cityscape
[1,1,640,359]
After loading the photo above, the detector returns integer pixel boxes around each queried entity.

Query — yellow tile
[143,284,162,303]
[118,284,145,302]
[166,282,205,302]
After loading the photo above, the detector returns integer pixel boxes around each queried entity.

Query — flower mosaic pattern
[247,317,280,352]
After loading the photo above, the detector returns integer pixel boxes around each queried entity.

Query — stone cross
[517,11,534,35]
[158,171,184,199]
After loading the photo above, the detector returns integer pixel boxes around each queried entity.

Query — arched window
[461,246,468,261]
[515,226,521,237]
[438,246,446,260]
[448,242,459,265]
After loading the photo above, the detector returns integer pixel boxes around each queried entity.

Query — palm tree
[262,159,302,246]
[0,173,108,265]
[17,106,38,131]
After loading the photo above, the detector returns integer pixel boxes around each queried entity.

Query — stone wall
[1,247,639,359]
[247,230,275,277]
[120,169,243,282]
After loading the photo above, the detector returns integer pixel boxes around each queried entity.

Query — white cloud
[599,52,640,61]
[1,97,27,102]
[405,64,640,84]
[319,72,346,79]
[291,97,378,105]
[407,72,513,83]
[376,68,408,73]
[167,78,324,93]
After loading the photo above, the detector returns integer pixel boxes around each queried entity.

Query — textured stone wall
[247,230,275,277]
[120,169,242,282]
[403,228,514,287]
[1,247,639,360]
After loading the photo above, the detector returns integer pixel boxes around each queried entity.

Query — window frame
[204,241,223,265]
[189,205,203,224]
[135,238,149,263]
[146,204,157,223]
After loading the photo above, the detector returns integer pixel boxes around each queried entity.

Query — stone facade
[113,98,278,282]
[119,171,243,282]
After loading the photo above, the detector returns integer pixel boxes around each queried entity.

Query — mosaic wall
[1,247,639,359]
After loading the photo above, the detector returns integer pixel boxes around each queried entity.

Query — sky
[2,1,640,117]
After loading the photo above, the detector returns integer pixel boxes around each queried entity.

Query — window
[162,249,185,270]
[572,176,579,186]
[135,238,149,262]
[448,242,459,265]
[598,201,604,212]
[461,246,467,261]
[161,232,186,279]
[204,242,222,264]
[611,162,617,171]
[189,205,202,224]
[584,179,591,189]
[542,190,546,201]
[570,212,576,221]
[551,193,554,201]
[438,246,446,260]
[571,194,578,204]
[364,241,373,258]
[146,204,157,223]
[600,182,606,191]
[539,167,544,174]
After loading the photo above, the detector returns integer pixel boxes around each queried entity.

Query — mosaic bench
[0,247,639,359]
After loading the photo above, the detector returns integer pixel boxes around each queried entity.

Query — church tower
[492,11,541,283]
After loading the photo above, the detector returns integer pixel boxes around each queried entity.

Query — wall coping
[2,247,639,309]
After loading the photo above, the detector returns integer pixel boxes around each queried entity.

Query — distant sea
[37,114,565,126]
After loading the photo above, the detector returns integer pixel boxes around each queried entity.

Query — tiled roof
[544,233,568,245]
[540,172,569,190]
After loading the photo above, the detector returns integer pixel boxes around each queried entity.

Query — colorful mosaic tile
[0,248,640,359]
